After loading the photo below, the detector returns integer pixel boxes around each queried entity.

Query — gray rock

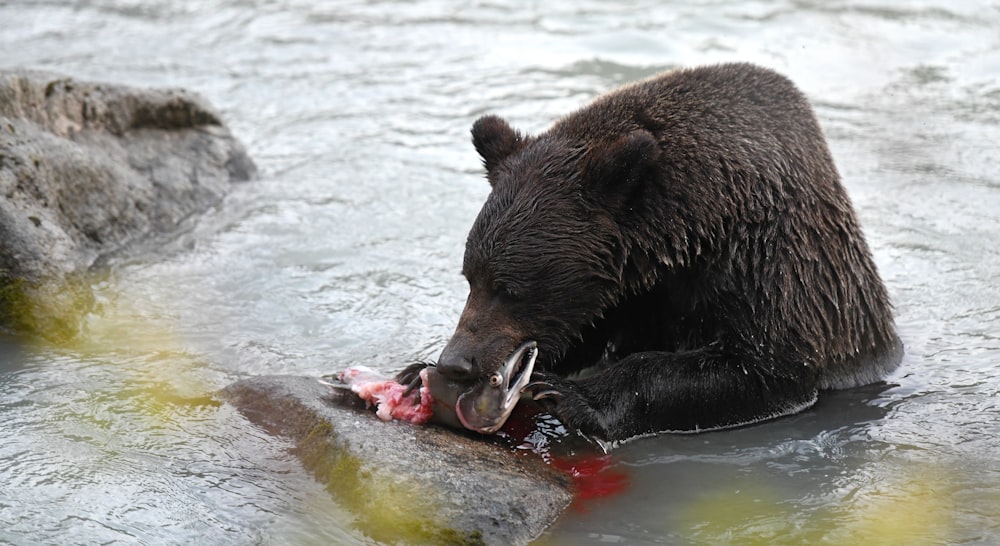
[0,69,255,339]
[220,375,573,545]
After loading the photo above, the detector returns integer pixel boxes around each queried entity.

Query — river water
[2,0,998,544]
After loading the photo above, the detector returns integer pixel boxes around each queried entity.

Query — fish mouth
[454,340,538,434]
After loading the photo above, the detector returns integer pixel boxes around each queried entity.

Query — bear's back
[550,63,902,389]
[553,63,835,183]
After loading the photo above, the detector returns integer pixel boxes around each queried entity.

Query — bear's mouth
[454,340,538,434]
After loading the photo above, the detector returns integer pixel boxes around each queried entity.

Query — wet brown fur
[433,63,902,442]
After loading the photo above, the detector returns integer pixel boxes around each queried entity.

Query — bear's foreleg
[527,348,819,443]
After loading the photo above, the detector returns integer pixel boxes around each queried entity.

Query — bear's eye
[495,283,520,302]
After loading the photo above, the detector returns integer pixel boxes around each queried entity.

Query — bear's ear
[471,115,525,173]
[583,129,660,191]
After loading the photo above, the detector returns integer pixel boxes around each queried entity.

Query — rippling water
[2,0,998,544]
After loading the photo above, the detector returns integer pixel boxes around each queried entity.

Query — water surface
[1,0,998,544]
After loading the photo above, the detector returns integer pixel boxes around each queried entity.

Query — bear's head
[432,114,661,432]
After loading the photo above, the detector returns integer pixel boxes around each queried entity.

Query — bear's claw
[396,361,431,398]
[524,370,572,402]
[523,373,607,438]
[524,379,562,401]
[531,389,562,401]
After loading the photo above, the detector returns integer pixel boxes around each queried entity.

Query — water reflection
[0,335,26,374]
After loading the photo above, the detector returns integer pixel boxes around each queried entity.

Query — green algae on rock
[221,375,573,546]
[0,69,255,340]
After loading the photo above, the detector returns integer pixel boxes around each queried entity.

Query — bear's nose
[437,345,475,380]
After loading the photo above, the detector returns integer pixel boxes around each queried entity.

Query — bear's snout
[437,340,476,380]
[438,330,521,383]
[439,287,526,381]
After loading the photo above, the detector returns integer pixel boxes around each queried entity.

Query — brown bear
[401,62,903,444]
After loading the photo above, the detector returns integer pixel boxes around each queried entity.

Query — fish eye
[488,372,503,387]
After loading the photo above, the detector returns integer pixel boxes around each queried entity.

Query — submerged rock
[221,375,573,546]
[0,69,255,339]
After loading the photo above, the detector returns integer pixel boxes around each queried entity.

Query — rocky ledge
[221,375,574,545]
[0,69,255,339]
